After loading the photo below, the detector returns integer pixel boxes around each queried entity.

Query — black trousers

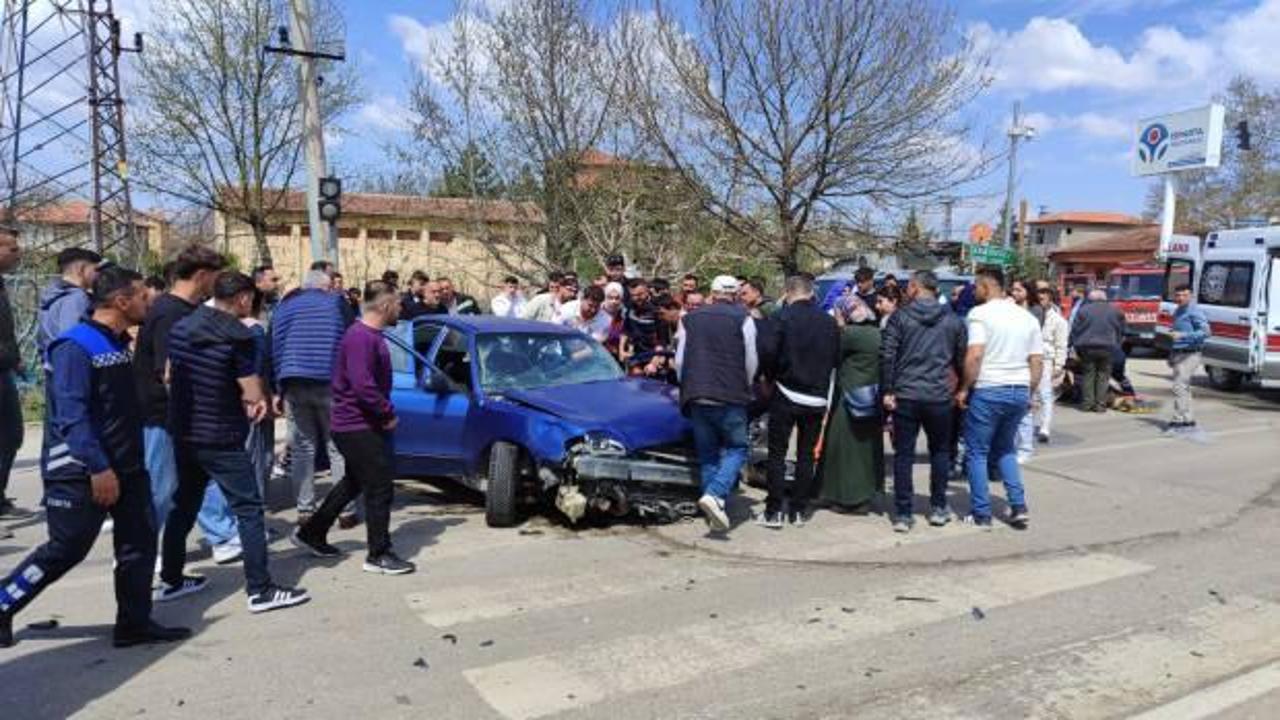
[892,399,953,517]
[302,430,394,558]
[1079,348,1113,411]
[766,395,825,515]
[0,471,155,632]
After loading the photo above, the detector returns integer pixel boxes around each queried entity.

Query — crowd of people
[0,219,1214,647]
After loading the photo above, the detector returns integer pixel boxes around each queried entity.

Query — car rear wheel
[1205,365,1244,392]
[486,441,523,528]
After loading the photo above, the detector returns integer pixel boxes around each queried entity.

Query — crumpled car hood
[499,378,689,450]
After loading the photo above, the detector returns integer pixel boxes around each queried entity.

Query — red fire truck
[1106,263,1165,352]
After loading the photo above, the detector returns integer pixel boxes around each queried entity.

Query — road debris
[1208,589,1227,605]
[412,657,429,670]
[479,639,495,648]
[894,595,938,603]
[972,607,986,620]
[441,633,458,645]
[27,619,59,630]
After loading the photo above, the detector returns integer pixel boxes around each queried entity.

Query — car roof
[414,315,579,336]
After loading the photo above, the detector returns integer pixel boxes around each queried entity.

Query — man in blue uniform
[0,266,190,648]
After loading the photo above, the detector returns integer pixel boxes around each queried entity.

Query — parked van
[1155,229,1280,390]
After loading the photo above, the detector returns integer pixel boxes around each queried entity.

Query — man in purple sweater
[291,281,414,575]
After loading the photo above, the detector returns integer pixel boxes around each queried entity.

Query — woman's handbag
[841,383,881,421]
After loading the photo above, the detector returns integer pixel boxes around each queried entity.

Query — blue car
[383,316,698,526]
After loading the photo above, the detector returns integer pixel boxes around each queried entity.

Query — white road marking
[463,553,1152,720]
[1127,660,1280,720]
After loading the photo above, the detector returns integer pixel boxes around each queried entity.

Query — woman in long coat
[818,295,884,512]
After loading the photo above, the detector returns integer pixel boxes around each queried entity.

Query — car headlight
[583,432,628,456]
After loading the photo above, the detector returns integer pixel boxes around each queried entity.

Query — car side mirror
[419,367,452,394]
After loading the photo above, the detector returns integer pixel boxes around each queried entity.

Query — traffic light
[318,176,341,223]
[1235,120,1251,151]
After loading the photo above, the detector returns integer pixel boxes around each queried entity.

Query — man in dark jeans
[0,225,24,520]
[1070,289,1126,412]
[164,272,310,614]
[758,274,840,528]
[675,276,758,533]
[881,271,967,532]
[292,281,414,575]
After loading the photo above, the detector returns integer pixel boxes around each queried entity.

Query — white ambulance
[1155,227,1280,390]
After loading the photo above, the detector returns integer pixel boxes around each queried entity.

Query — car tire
[1205,365,1244,392]
[486,441,522,528]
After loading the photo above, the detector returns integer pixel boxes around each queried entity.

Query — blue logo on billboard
[1138,123,1169,163]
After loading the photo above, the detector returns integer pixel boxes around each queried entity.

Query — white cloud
[355,95,412,132]
[1019,111,1129,140]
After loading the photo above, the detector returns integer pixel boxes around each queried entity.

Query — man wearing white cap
[674,275,757,532]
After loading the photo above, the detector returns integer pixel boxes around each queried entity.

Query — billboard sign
[1131,104,1225,177]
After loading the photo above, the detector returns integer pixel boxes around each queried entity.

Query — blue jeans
[146,427,239,546]
[963,386,1029,520]
[689,403,749,501]
[163,445,272,595]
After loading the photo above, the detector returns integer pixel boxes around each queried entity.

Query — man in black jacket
[759,274,840,528]
[1069,289,1126,412]
[881,271,967,532]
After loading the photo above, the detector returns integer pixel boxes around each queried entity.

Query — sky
[109,0,1280,239]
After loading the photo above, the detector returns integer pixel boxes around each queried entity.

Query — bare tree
[621,0,994,274]
[131,0,359,264]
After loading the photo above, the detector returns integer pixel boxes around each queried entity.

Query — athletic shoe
[755,511,784,529]
[0,613,12,648]
[928,507,951,527]
[698,494,730,531]
[112,622,191,648]
[961,515,994,531]
[290,527,341,558]
[247,585,310,614]
[153,575,209,603]
[212,539,243,565]
[787,509,808,528]
[363,552,416,575]
[1008,507,1030,529]
[891,516,913,533]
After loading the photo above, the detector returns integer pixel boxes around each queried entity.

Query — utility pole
[288,0,332,268]
[940,196,956,267]
[1003,101,1035,249]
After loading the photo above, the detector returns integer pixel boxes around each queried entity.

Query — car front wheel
[486,441,522,528]
[1205,365,1244,392]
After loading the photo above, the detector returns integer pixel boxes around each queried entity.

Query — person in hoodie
[880,271,967,532]
[757,274,840,528]
[37,247,101,362]
[163,271,310,614]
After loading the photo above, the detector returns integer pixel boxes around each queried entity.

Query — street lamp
[1003,102,1035,249]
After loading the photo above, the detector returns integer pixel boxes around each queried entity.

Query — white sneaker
[100,519,114,534]
[698,494,730,531]
[212,539,243,565]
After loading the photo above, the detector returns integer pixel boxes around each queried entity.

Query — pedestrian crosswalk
[448,553,1151,720]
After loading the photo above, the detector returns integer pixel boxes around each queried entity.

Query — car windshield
[476,332,622,393]
[1108,274,1163,300]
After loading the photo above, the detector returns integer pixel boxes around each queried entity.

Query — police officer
[0,266,191,648]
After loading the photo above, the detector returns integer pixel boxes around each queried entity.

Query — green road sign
[967,244,1016,266]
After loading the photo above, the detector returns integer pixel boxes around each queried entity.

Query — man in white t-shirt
[559,285,611,342]
[956,267,1042,530]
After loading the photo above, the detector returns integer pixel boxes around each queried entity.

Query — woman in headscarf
[602,281,627,359]
[817,293,885,512]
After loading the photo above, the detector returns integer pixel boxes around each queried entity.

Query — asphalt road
[1,357,1279,720]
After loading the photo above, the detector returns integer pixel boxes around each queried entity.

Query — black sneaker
[112,621,191,648]
[787,509,808,528]
[247,585,310,614]
[363,552,416,576]
[0,498,32,519]
[290,527,341,558]
[1008,507,1030,529]
[755,511,784,529]
[153,575,208,603]
[0,614,12,648]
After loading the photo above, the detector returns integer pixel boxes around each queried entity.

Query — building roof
[1048,226,1159,262]
[1027,212,1152,227]
[243,189,545,225]
[15,200,164,227]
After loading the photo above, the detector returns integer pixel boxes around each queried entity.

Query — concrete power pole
[288,0,334,268]
[1003,102,1035,249]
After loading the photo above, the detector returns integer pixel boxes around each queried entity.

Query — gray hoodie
[880,297,967,402]
[37,278,91,362]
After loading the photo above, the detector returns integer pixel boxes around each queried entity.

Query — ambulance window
[1198,262,1253,308]
[1162,260,1194,302]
